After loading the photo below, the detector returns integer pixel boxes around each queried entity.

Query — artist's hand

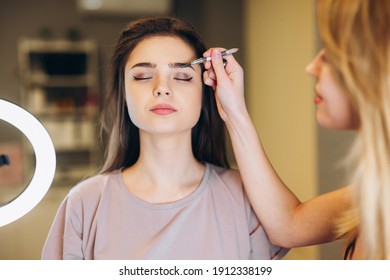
[203,48,247,124]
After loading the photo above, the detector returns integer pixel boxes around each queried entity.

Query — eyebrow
[170,62,194,70]
[131,62,156,69]
[130,62,194,71]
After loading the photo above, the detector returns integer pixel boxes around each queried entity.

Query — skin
[201,48,352,249]
[125,36,203,136]
[121,36,205,204]
[305,50,360,130]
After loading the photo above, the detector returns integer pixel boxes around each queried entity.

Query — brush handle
[190,48,239,65]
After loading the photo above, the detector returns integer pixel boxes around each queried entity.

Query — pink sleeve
[41,192,84,260]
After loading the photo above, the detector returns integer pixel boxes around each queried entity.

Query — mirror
[0,119,35,206]
[0,99,56,227]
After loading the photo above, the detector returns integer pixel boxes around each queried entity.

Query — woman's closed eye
[132,71,193,82]
[133,75,192,82]
[174,73,193,82]
[133,75,152,81]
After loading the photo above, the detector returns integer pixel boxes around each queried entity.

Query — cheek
[183,83,203,124]
[195,84,203,106]
[179,79,202,101]
[124,84,133,112]
[192,84,204,112]
[320,80,357,129]
[333,99,359,129]
[124,85,142,121]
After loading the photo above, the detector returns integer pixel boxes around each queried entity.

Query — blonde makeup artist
[204,0,390,260]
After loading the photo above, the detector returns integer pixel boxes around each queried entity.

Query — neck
[122,132,205,203]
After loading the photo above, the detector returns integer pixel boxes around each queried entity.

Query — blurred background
[0,0,355,259]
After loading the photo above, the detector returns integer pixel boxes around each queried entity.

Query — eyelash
[175,77,193,82]
[132,76,193,82]
[133,77,151,81]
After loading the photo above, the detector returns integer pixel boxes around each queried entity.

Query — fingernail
[213,49,221,58]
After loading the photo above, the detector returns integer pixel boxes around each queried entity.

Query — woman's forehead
[129,36,196,61]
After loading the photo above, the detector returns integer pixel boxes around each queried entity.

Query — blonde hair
[317,0,390,259]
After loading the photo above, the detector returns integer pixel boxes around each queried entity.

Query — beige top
[42,163,288,260]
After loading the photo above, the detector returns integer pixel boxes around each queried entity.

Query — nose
[153,76,172,97]
[305,49,325,77]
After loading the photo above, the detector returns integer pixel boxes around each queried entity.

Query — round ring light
[0,99,56,227]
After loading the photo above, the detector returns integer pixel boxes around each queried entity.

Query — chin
[316,114,341,130]
[317,117,357,131]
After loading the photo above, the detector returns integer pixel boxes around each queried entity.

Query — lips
[314,95,323,105]
[150,104,177,115]
[314,84,323,105]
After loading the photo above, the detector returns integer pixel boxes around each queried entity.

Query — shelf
[19,38,97,53]
[53,165,98,187]
[25,73,96,87]
[43,119,97,150]
[18,38,101,186]
[28,108,98,119]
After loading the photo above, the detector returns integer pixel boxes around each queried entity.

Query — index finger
[210,49,227,79]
